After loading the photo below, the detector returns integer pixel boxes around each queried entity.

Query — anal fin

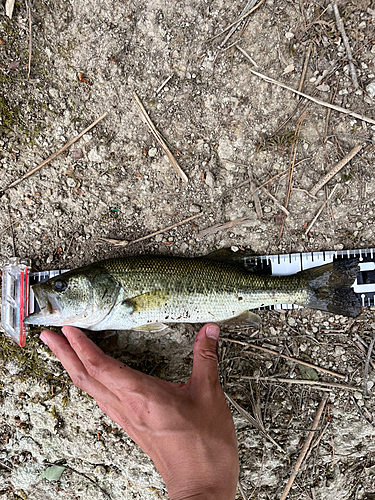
[134,323,168,332]
[221,310,261,327]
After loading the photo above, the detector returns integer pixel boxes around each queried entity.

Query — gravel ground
[1,0,375,498]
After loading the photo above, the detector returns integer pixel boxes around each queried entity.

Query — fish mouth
[24,285,64,326]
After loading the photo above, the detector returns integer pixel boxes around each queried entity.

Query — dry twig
[241,376,358,392]
[218,0,258,49]
[0,112,108,198]
[98,212,203,247]
[297,43,312,96]
[332,3,358,89]
[276,112,308,245]
[198,217,249,238]
[225,392,285,454]
[25,0,32,79]
[309,144,362,196]
[279,395,329,500]
[305,184,339,235]
[364,335,375,397]
[155,75,173,95]
[221,338,346,379]
[208,0,265,43]
[133,92,188,183]
[240,65,375,125]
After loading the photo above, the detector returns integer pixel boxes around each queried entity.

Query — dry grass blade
[225,392,285,454]
[279,395,328,500]
[242,376,358,392]
[221,338,346,379]
[309,144,362,196]
[0,112,108,198]
[333,4,358,89]
[208,0,265,43]
[98,212,203,247]
[133,92,188,184]
[305,184,339,235]
[198,217,249,238]
[243,66,375,125]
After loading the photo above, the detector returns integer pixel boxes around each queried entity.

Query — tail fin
[300,258,361,317]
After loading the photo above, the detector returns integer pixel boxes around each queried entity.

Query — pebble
[288,317,296,327]
[366,82,375,99]
[353,391,363,400]
[148,147,158,157]
[189,204,201,213]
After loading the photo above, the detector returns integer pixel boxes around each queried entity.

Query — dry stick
[364,335,375,397]
[25,0,32,79]
[218,0,258,48]
[236,44,259,66]
[225,392,285,454]
[241,376,358,392]
[305,184,339,235]
[276,112,308,246]
[0,218,23,236]
[0,112,108,198]
[208,0,265,43]
[98,212,203,247]
[220,338,345,379]
[251,180,263,219]
[260,186,290,216]
[241,65,375,125]
[279,395,328,500]
[155,74,173,95]
[309,144,362,197]
[333,3,358,89]
[297,43,312,96]
[198,216,249,238]
[324,83,338,143]
[133,92,188,184]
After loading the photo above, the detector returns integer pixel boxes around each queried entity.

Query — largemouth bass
[24,254,361,331]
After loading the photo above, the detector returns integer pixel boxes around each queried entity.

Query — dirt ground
[1,0,375,498]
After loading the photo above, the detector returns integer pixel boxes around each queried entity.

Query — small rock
[288,317,296,327]
[189,204,201,213]
[205,170,215,189]
[353,391,363,400]
[71,148,83,159]
[148,147,158,157]
[46,254,54,264]
[88,148,103,163]
[366,82,375,99]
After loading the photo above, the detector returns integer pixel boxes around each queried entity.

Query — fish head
[24,265,121,328]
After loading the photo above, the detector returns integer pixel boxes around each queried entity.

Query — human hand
[40,324,239,500]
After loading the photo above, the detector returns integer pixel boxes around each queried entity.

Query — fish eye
[54,279,68,292]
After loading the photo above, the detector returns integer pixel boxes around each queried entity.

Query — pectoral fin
[222,310,261,327]
[126,290,170,312]
[134,323,168,332]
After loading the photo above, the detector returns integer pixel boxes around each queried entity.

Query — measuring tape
[2,248,375,346]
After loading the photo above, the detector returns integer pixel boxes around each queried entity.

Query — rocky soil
[1,0,375,498]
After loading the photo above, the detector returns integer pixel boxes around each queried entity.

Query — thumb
[190,323,220,387]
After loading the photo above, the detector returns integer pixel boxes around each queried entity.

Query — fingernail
[205,324,220,341]
[40,332,47,344]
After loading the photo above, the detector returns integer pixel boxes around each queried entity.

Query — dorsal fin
[203,248,264,274]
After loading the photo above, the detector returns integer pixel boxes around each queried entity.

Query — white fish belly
[94,288,310,330]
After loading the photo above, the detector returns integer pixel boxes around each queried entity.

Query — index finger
[40,329,120,409]
[61,326,147,395]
